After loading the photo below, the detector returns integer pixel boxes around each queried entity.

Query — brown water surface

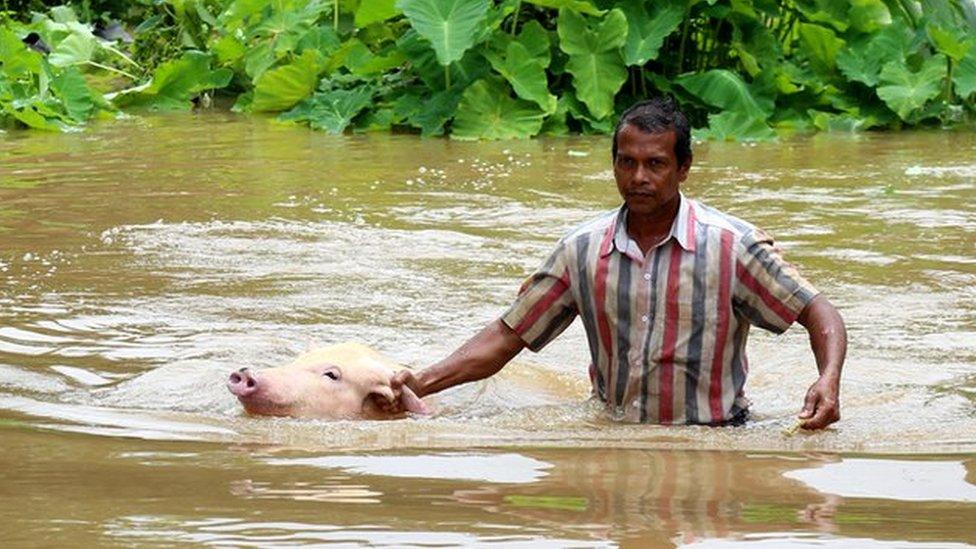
[1,113,975,547]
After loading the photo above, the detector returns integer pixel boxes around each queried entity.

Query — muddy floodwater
[1,113,975,547]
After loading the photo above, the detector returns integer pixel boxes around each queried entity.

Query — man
[391,96,846,428]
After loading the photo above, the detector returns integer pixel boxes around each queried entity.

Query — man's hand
[381,370,423,414]
[381,319,525,415]
[796,295,846,431]
[798,375,840,430]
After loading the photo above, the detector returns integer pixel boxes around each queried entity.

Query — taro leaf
[676,70,772,118]
[809,110,875,132]
[47,22,98,67]
[50,66,96,122]
[557,8,628,120]
[244,43,276,80]
[539,94,571,136]
[250,9,321,56]
[279,87,374,133]
[955,53,976,99]
[926,25,973,63]
[297,25,342,59]
[798,23,844,75]
[212,34,247,66]
[695,111,775,141]
[396,0,490,66]
[394,86,463,135]
[793,0,849,32]
[452,78,545,139]
[0,29,42,77]
[484,41,556,113]
[9,106,63,131]
[111,51,233,110]
[837,19,915,87]
[490,20,551,67]
[524,0,603,16]
[343,40,406,76]
[876,54,947,121]
[848,0,891,34]
[356,0,400,26]
[397,29,488,89]
[620,0,684,66]
[251,50,322,112]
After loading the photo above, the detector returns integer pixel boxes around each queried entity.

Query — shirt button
[643,273,651,280]
[641,315,649,323]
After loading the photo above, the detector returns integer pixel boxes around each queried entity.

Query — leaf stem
[510,0,521,36]
[85,61,139,80]
[334,0,339,31]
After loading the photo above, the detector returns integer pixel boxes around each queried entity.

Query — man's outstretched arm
[796,294,847,429]
[391,319,525,400]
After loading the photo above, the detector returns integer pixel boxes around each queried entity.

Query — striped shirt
[501,194,818,424]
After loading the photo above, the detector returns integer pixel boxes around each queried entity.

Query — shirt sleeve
[732,229,819,334]
[501,242,579,352]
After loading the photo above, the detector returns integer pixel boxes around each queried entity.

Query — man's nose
[633,164,652,185]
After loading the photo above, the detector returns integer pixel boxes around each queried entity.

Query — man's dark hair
[612,96,692,166]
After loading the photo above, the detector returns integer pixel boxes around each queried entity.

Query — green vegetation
[2,0,975,139]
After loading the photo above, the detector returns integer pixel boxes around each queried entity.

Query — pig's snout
[228,367,259,398]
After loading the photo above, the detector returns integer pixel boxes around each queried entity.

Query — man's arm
[796,294,847,429]
[391,319,525,400]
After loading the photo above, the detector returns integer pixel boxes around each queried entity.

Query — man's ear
[367,384,430,415]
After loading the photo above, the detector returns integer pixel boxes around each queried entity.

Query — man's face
[613,125,691,216]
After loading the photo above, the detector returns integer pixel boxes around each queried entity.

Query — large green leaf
[50,66,96,122]
[396,29,489,89]
[557,8,628,120]
[452,78,545,139]
[676,70,772,118]
[342,41,406,76]
[798,23,844,75]
[955,53,976,99]
[484,41,556,113]
[837,19,915,87]
[524,0,603,16]
[279,87,374,133]
[620,0,684,66]
[793,0,849,32]
[111,51,233,110]
[0,29,42,77]
[251,50,322,112]
[927,25,973,63]
[876,55,947,121]
[47,22,97,67]
[394,87,463,135]
[848,0,891,33]
[356,0,400,26]
[695,111,776,141]
[397,0,490,66]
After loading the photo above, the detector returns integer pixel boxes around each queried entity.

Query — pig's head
[226,348,428,419]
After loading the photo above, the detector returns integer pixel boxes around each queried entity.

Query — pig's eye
[322,369,340,381]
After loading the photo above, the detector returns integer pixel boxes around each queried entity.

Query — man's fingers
[799,389,819,419]
[801,399,839,430]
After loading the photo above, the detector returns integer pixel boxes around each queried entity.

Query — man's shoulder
[689,198,759,239]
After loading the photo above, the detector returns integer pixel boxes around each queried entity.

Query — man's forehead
[617,125,677,150]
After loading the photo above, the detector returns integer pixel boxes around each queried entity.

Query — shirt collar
[604,193,697,257]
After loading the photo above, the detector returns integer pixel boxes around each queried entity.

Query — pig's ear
[368,384,430,415]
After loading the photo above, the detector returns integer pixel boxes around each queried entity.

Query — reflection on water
[1,114,976,545]
[2,428,975,547]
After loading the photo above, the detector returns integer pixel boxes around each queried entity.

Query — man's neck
[626,196,681,254]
